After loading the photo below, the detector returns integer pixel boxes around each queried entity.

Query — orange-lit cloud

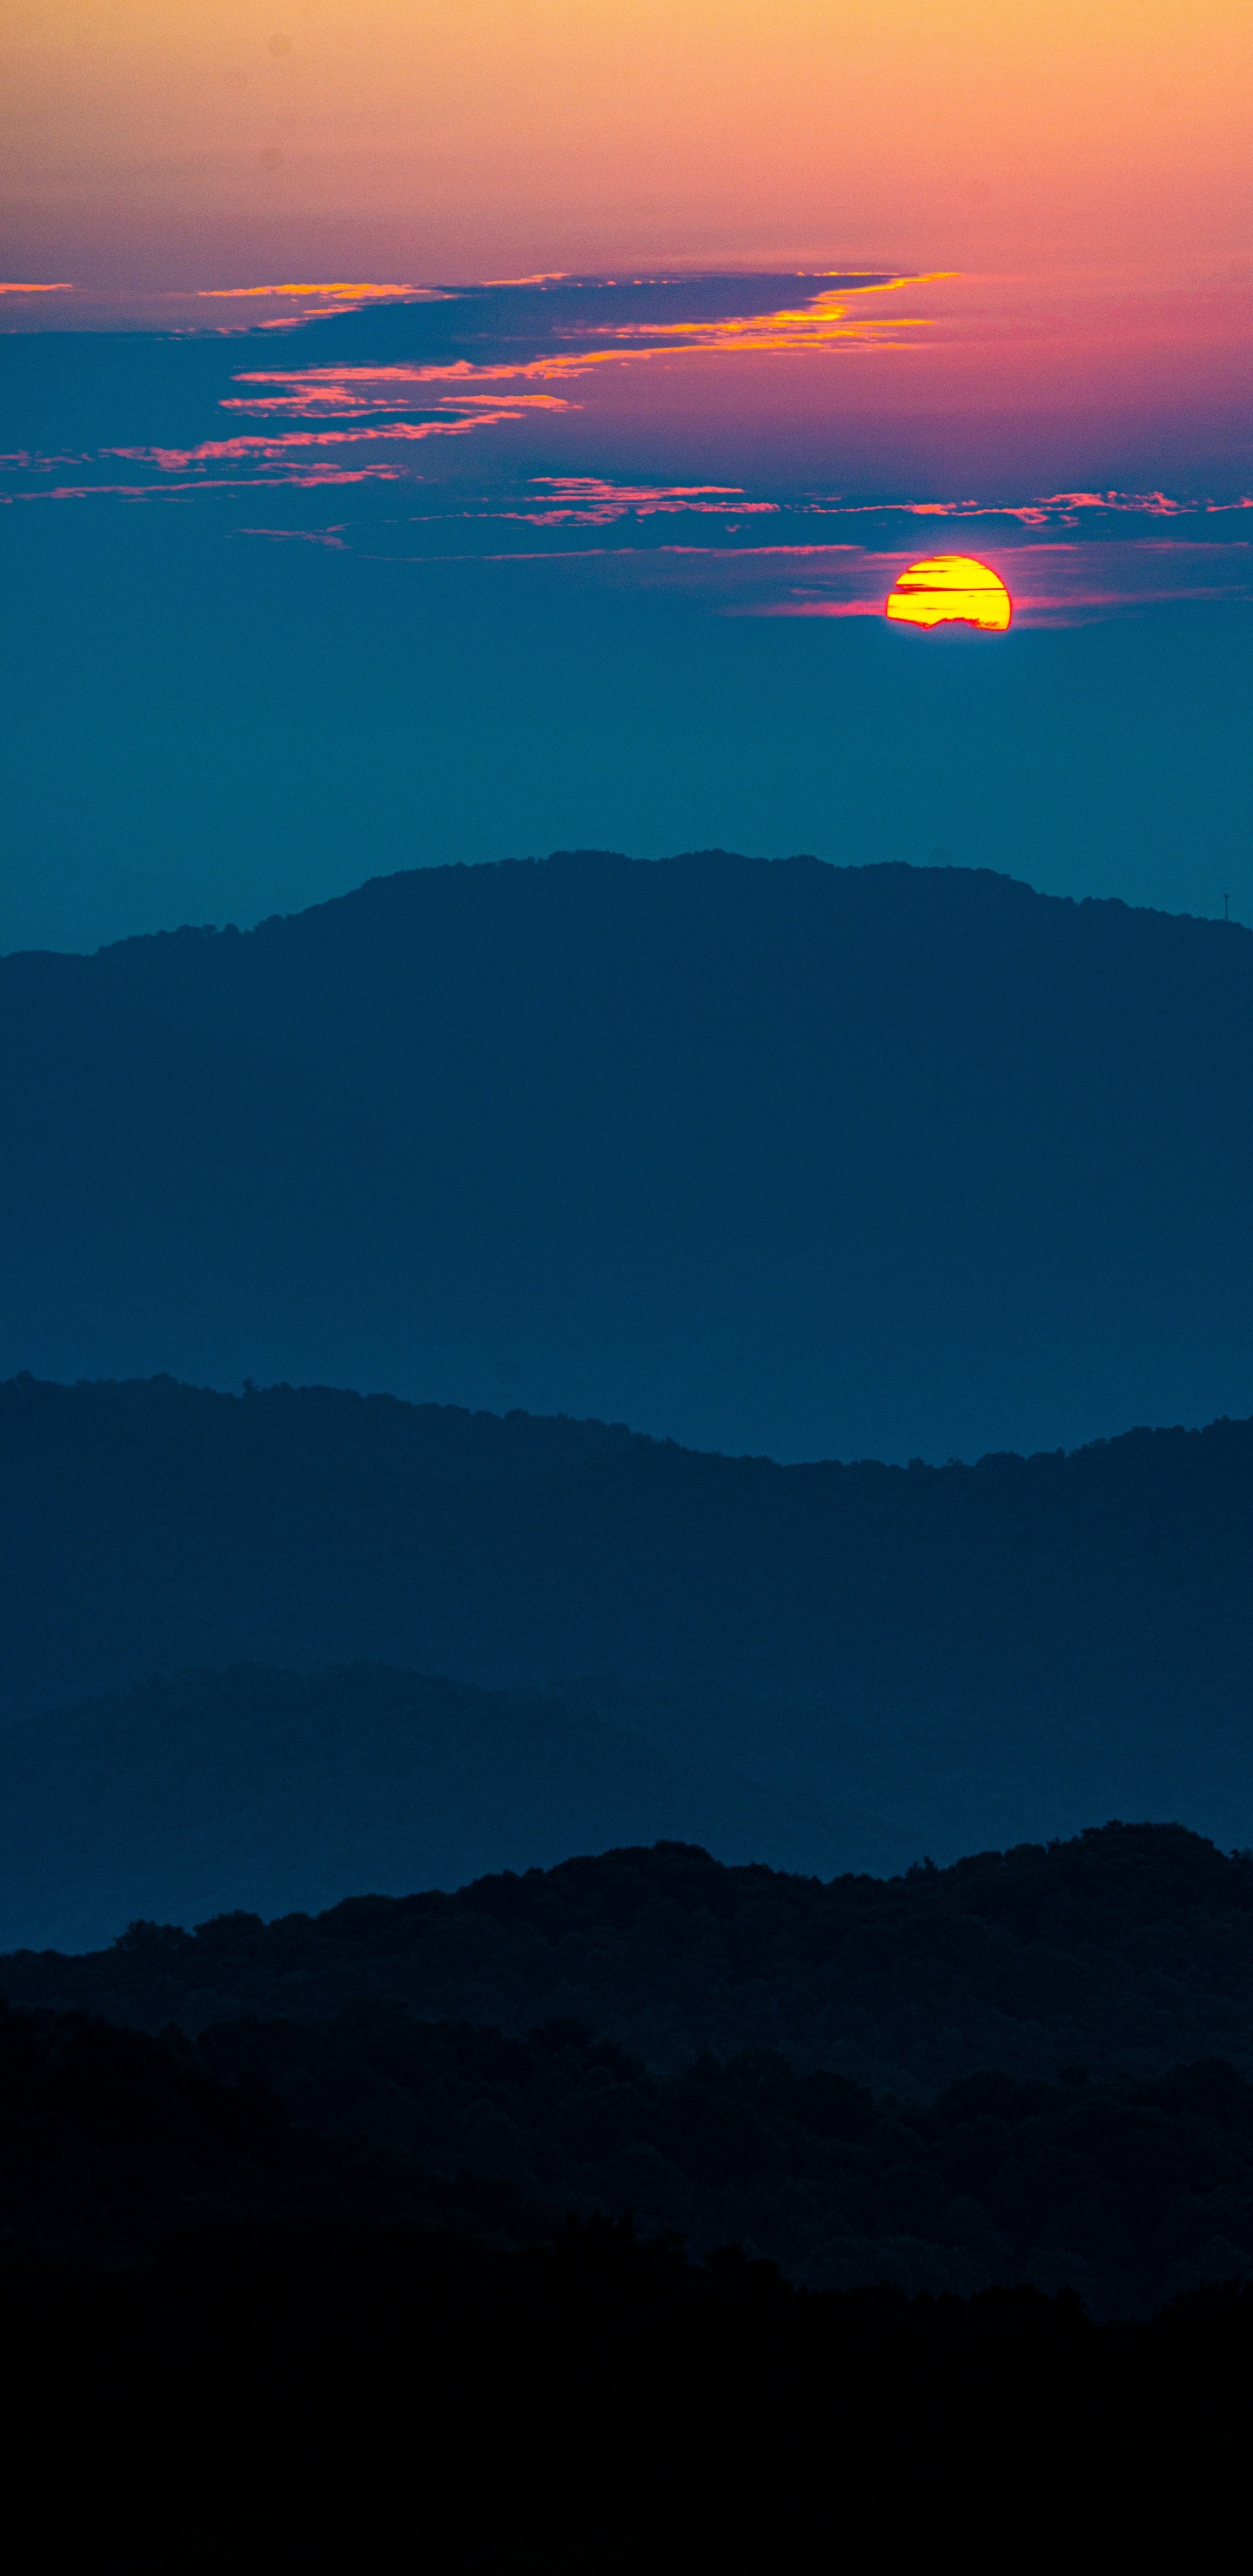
[197,283,423,301]
[582,278,940,357]
[194,280,439,322]
[886,556,1012,631]
[218,280,930,422]
[0,280,72,294]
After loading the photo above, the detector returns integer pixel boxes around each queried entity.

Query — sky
[2,2,1251,953]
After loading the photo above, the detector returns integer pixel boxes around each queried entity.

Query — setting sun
[887,556,1013,631]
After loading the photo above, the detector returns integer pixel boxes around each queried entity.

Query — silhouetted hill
[0,1375,1251,1898]
[190,2014,1253,2315]
[0,1996,526,2267]
[8,2219,1250,2566]
[9,1827,1253,2098]
[0,1665,784,1950]
[3,1993,1250,2315]
[2,851,1251,1460]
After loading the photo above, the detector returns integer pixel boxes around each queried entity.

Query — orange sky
[3,0,1251,288]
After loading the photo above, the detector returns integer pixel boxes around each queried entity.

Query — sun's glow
[886,556,1012,631]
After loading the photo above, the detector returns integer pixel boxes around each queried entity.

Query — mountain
[2,851,1251,1463]
[0,1665,786,1952]
[0,1374,1250,1909]
[0,1996,479,2268]
[9,1827,1253,2100]
[4,1992,1252,2315]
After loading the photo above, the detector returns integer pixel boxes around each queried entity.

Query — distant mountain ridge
[2,850,1251,1460]
[0,1663,784,1951]
[1,1373,1251,1918]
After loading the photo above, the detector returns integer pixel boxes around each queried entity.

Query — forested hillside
[3,1992,1250,2316]
[9,1826,1252,2099]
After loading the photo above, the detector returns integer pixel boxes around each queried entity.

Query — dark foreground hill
[3,1993,1252,2316]
[189,2012,1253,2315]
[2,851,1251,1463]
[1,1375,1251,1905]
[9,1828,1253,2100]
[0,1997,510,2268]
[7,2221,1250,2566]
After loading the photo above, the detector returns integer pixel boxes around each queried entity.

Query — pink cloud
[198,282,423,299]
[224,361,593,416]
[107,402,570,477]
[907,490,1253,529]
[500,477,779,526]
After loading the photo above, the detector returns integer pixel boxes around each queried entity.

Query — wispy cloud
[223,363,587,415]
[570,276,942,359]
[197,283,425,301]
[906,491,1253,529]
[658,537,1253,624]
[499,478,779,527]
[194,281,440,323]
[6,271,1251,579]
[221,273,935,423]
[106,399,572,480]
[0,280,73,296]
[424,531,1251,627]
[9,471,399,501]
[232,525,350,548]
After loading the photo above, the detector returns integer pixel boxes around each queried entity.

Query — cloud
[194,282,440,322]
[499,478,779,527]
[709,537,1253,624]
[10,468,400,502]
[567,276,941,359]
[5,271,1252,568]
[905,491,1253,529]
[197,283,425,299]
[455,533,1253,627]
[105,399,572,481]
[220,272,935,423]
[232,525,349,548]
[223,362,591,416]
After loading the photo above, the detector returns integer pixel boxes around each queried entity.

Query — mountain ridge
[0,1373,1250,1909]
[6,1822,1253,2103]
[3,849,1251,1460]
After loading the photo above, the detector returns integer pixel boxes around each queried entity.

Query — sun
[886,556,1012,632]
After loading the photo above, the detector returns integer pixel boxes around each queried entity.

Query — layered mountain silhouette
[9,1825,1252,2101]
[4,1984,1252,2312]
[0,1665,782,1949]
[2,851,1250,1462]
[0,1372,1250,1938]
